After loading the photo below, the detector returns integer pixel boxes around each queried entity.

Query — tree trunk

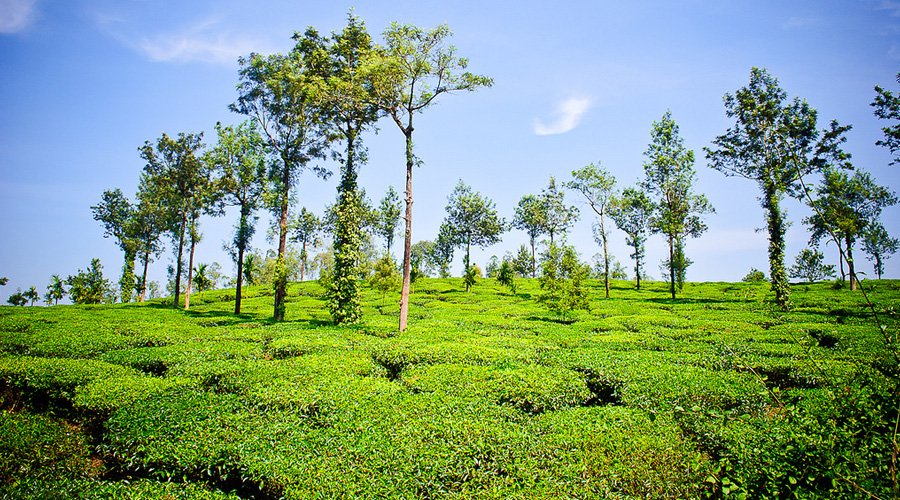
[601,215,609,299]
[173,214,186,308]
[235,244,244,315]
[764,183,790,310]
[465,238,471,292]
[875,254,884,280]
[184,224,197,311]
[668,235,676,300]
[530,237,536,278]
[633,241,641,291]
[139,250,150,302]
[120,248,136,303]
[274,159,291,322]
[846,237,857,291]
[838,247,846,282]
[300,240,307,282]
[399,131,414,332]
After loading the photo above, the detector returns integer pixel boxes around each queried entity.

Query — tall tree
[804,166,897,290]
[872,71,900,165]
[44,274,65,306]
[23,286,38,306]
[540,176,579,245]
[91,189,138,303]
[206,121,267,314]
[512,194,545,278]
[441,181,505,291]
[376,185,402,255]
[133,177,166,302]
[67,258,109,305]
[862,223,899,280]
[299,16,381,325]
[566,163,617,298]
[232,48,329,321]
[609,187,653,290]
[705,68,819,309]
[139,132,206,309]
[645,111,713,300]
[367,22,492,331]
[431,224,456,278]
[294,207,322,282]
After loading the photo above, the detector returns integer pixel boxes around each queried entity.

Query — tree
[44,275,65,305]
[133,178,166,302]
[431,223,456,278]
[872,71,900,165]
[705,68,830,309]
[511,244,533,277]
[512,194,545,278]
[539,243,591,321]
[294,207,322,282]
[367,22,492,331]
[0,277,7,286]
[862,223,899,280]
[485,255,500,278]
[206,120,267,314]
[496,257,517,294]
[441,181,506,292]
[66,258,109,305]
[804,166,898,290]
[192,262,222,293]
[789,248,836,283]
[566,163,617,298]
[91,189,138,302]
[409,240,436,280]
[23,286,38,306]
[644,111,713,300]
[232,46,330,322]
[139,132,207,309]
[609,187,653,290]
[742,268,766,283]
[243,253,262,286]
[375,186,402,255]
[540,176,579,245]
[7,291,26,306]
[296,16,381,325]
[370,255,400,309]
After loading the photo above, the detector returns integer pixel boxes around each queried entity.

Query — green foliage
[511,244,533,277]
[862,223,899,279]
[539,243,591,320]
[539,176,579,244]
[370,255,400,307]
[567,162,617,298]
[610,187,653,289]
[463,264,479,292]
[742,268,766,283]
[789,248,836,283]
[644,111,713,300]
[44,274,65,305]
[496,258,517,294]
[375,186,402,254]
[441,180,506,283]
[66,258,110,305]
[7,290,27,306]
[512,194,544,277]
[872,71,900,165]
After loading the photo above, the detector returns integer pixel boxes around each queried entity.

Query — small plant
[370,255,400,309]
[539,243,590,321]
[463,264,479,292]
[496,258,517,294]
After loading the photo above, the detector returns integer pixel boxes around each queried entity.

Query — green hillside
[1,278,898,498]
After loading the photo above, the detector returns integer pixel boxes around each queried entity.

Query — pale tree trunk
[139,251,150,302]
[173,214,186,307]
[846,237,857,291]
[235,245,244,315]
[399,131,414,332]
[668,235,676,300]
[601,215,609,299]
[274,158,291,322]
[184,224,197,310]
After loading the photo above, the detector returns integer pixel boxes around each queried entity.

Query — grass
[1,277,898,498]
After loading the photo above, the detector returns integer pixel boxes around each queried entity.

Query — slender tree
[133,177,166,302]
[540,176,579,245]
[609,187,653,290]
[705,68,819,309]
[23,286,38,306]
[862,223,899,280]
[44,275,65,305]
[367,22,492,331]
[804,166,897,290]
[67,258,109,305]
[645,111,713,300]
[376,185,402,254]
[232,48,330,321]
[566,163,617,298]
[297,16,381,325]
[789,248,835,284]
[206,121,267,314]
[91,189,138,302]
[512,194,545,278]
[441,181,506,291]
[139,132,206,308]
[432,223,457,279]
[872,71,900,165]
[294,207,322,282]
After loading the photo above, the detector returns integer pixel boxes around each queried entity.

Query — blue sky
[1,0,899,301]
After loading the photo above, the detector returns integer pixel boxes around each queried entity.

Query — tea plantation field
[1,278,898,498]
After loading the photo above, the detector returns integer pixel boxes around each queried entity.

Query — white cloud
[0,0,36,34]
[533,97,592,136]
[136,31,260,65]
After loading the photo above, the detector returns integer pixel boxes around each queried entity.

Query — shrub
[742,268,766,282]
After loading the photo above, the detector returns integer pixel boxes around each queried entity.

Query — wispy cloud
[0,0,37,34]
[533,97,592,136]
[95,13,267,66]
